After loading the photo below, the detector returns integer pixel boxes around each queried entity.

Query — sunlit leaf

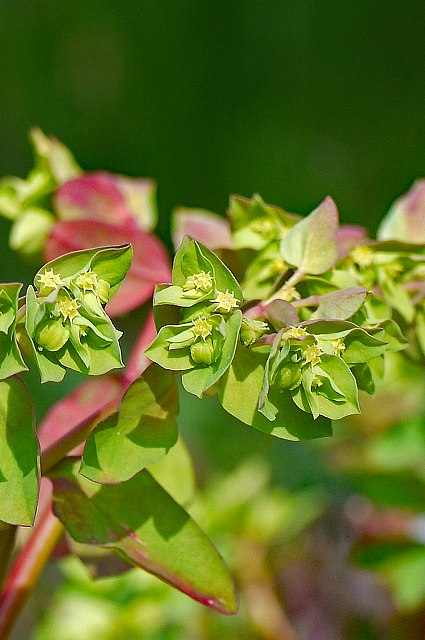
[81,366,179,484]
[219,345,332,440]
[280,196,339,275]
[49,458,238,614]
[0,377,39,526]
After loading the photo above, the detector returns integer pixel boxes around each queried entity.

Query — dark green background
[1,0,425,249]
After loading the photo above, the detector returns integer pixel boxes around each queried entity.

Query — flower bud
[35,318,69,351]
[274,362,302,390]
[190,338,215,365]
[240,317,268,346]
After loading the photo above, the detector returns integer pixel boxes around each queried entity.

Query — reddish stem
[0,303,158,636]
[0,506,64,639]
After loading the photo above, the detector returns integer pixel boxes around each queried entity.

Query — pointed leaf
[0,377,39,526]
[312,287,369,321]
[145,324,195,371]
[81,366,179,484]
[49,458,238,614]
[378,180,425,243]
[280,196,339,274]
[30,127,82,184]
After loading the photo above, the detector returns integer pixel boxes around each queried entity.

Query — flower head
[37,269,64,294]
[76,270,99,292]
[303,345,322,366]
[183,271,213,293]
[284,326,308,340]
[57,298,80,320]
[212,290,240,313]
[192,316,214,340]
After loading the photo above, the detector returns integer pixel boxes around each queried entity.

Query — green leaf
[219,345,332,440]
[229,194,299,250]
[196,242,243,302]
[34,244,132,299]
[49,458,237,614]
[351,362,376,394]
[0,377,39,526]
[280,196,339,275]
[342,328,388,364]
[182,311,242,398]
[145,324,195,371]
[148,436,196,508]
[0,170,52,221]
[300,354,360,420]
[9,208,55,258]
[374,319,408,352]
[0,284,27,380]
[379,278,415,323]
[311,287,369,321]
[81,366,179,484]
[172,237,214,287]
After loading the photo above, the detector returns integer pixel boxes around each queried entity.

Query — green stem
[265,268,304,304]
[0,507,64,640]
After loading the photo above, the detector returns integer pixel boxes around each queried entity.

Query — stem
[266,268,305,304]
[0,507,64,640]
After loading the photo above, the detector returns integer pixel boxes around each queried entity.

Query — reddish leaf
[54,172,135,227]
[38,375,123,456]
[172,207,233,251]
[45,220,171,315]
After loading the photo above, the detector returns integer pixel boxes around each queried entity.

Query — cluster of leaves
[148,197,410,441]
[2,131,425,631]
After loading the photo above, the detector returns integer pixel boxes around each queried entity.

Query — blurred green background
[1,0,425,256]
[2,2,425,638]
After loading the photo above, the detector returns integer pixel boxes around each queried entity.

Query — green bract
[146,238,244,397]
[0,284,27,380]
[23,245,132,382]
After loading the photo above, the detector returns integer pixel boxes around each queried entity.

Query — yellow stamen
[212,290,240,313]
[57,298,80,320]
[192,317,213,340]
[76,270,99,292]
[37,268,64,290]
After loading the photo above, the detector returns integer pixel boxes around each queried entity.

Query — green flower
[212,290,240,313]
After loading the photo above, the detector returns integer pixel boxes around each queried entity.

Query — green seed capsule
[190,339,215,365]
[274,363,302,390]
[35,318,69,351]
